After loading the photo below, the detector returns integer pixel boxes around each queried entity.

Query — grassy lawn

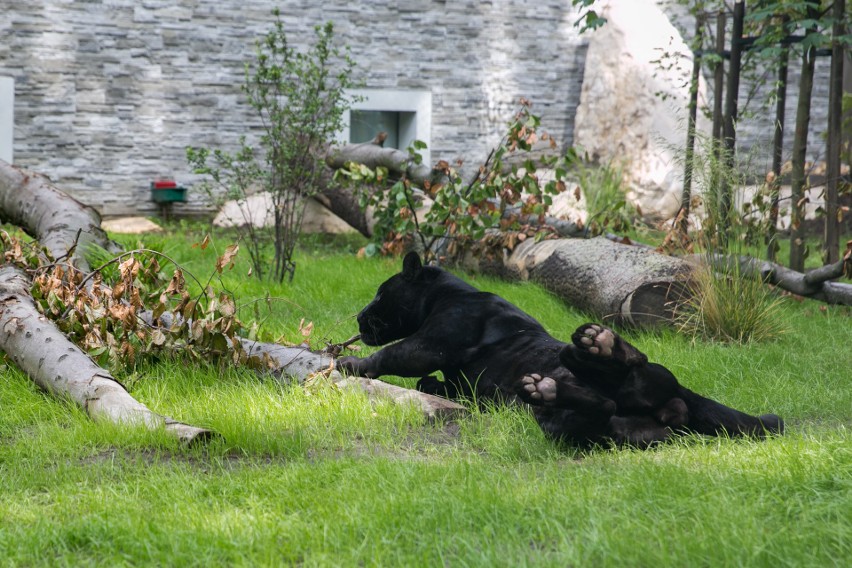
[1,227,850,566]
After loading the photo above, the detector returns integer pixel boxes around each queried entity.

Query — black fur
[337,252,784,448]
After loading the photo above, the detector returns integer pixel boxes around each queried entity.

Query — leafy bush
[336,101,578,261]
[188,11,358,282]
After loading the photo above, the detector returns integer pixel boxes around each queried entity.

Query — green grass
[1,228,851,566]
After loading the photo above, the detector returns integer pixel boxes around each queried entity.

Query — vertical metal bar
[823,0,845,265]
[767,17,790,262]
[679,15,704,236]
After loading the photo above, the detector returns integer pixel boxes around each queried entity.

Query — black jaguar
[337,252,784,447]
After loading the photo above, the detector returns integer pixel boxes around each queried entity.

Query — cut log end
[620,280,693,328]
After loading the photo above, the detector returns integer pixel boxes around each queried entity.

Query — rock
[213,192,274,229]
[545,182,588,228]
[101,216,163,234]
[573,0,710,220]
[213,192,356,233]
[302,198,358,234]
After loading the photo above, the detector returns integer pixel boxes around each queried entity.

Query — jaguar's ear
[401,251,423,281]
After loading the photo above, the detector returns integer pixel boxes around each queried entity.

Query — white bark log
[239,339,468,421]
[0,267,213,443]
[325,142,435,185]
[0,159,117,270]
[0,159,213,443]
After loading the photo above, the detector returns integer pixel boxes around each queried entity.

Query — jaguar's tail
[677,387,784,438]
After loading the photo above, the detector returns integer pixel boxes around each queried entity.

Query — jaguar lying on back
[336,252,784,447]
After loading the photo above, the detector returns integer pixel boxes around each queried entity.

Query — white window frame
[339,89,432,166]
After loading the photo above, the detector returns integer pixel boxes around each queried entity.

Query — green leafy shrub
[336,101,575,261]
[188,11,358,282]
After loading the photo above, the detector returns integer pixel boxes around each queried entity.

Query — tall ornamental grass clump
[674,136,788,343]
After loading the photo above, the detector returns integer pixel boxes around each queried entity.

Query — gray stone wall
[1,0,834,218]
[0,0,588,216]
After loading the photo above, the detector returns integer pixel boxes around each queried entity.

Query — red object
[152,179,177,189]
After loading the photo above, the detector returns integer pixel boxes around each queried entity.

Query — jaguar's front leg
[335,336,454,379]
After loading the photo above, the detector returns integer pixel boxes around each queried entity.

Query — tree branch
[702,243,852,305]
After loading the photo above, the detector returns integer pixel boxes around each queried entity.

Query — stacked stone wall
[0,1,832,217]
[1,0,587,216]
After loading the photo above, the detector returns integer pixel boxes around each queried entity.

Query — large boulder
[573,0,710,220]
[213,192,356,234]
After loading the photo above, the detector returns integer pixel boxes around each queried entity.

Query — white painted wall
[0,77,12,164]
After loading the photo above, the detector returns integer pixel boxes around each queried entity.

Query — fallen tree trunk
[315,186,372,238]
[325,142,437,186]
[0,160,118,270]
[321,142,436,239]
[0,159,213,443]
[464,236,697,327]
[702,243,852,305]
[238,338,467,421]
[0,266,213,443]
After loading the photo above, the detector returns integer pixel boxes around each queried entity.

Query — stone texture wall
[0,1,833,218]
[0,0,588,216]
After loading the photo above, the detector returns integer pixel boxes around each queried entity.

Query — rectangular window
[340,90,432,165]
[350,110,401,148]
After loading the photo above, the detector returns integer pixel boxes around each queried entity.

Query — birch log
[325,142,436,185]
[0,159,213,443]
[239,339,468,421]
[0,267,213,443]
[0,159,118,270]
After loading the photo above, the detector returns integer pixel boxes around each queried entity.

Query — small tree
[188,11,357,282]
